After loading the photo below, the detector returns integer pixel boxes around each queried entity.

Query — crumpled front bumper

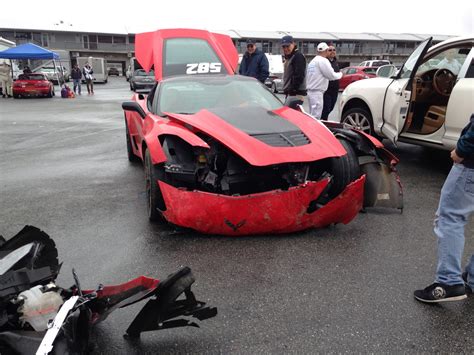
[159,176,365,235]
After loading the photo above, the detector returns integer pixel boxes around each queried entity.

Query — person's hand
[450,149,464,164]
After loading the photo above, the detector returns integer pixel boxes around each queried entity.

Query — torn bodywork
[0,226,216,354]
[144,117,402,235]
[323,121,404,211]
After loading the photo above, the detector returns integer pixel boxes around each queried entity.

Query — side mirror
[376,65,397,78]
[284,97,303,110]
[122,101,146,119]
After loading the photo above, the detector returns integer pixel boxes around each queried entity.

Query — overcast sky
[1,0,472,35]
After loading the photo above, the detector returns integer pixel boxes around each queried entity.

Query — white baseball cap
[317,42,329,52]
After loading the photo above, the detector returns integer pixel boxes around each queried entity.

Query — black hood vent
[209,106,311,147]
[251,131,310,147]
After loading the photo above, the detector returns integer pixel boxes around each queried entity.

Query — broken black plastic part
[125,267,217,339]
[0,267,57,302]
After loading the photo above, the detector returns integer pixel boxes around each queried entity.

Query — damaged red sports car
[122,29,403,235]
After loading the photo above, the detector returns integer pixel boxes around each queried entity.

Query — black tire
[341,107,376,137]
[125,119,139,163]
[328,138,361,198]
[46,88,53,98]
[144,149,166,222]
[13,94,19,99]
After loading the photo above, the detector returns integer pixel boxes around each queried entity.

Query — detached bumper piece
[125,267,217,338]
[0,227,216,354]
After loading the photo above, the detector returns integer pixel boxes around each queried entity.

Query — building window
[98,35,112,43]
[113,36,125,44]
[128,35,135,44]
[32,32,42,46]
[42,33,49,47]
[15,32,31,41]
[0,31,14,41]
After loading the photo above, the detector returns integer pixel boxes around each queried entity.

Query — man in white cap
[306,42,343,118]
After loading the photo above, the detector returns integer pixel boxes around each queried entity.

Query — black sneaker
[462,272,472,294]
[414,283,467,303]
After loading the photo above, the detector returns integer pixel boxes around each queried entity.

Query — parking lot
[1,77,473,353]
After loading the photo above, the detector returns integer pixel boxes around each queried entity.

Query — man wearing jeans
[71,64,82,95]
[414,114,474,303]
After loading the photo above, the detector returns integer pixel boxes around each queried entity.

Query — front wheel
[144,149,166,222]
[327,138,361,198]
[341,107,375,136]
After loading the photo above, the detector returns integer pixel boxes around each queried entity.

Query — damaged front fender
[323,121,403,211]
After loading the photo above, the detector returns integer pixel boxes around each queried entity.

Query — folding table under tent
[0,43,63,85]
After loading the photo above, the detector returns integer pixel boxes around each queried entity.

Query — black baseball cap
[281,35,294,45]
[246,39,256,45]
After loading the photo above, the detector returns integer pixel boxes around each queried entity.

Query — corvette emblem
[224,219,246,232]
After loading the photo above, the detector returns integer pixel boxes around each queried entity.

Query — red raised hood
[135,29,239,81]
[166,107,347,167]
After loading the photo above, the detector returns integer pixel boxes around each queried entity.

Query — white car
[340,37,474,150]
[358,59,391,67]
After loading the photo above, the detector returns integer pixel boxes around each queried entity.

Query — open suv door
[380,37,432,144]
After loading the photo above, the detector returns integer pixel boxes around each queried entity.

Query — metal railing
[49,41,133,52]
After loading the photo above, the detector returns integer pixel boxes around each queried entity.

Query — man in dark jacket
[281,35,306,102]
[70,64,82,95]
[239,39,269,84]
[321,45,340,120]
[414,114,474,303]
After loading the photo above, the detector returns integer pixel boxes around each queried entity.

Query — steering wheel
[433,68,456,97]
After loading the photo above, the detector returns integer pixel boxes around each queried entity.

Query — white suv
[340,37,474,150]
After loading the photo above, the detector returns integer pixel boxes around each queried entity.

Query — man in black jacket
[321,45,340,120]
[281,35,306,102]
[70,64,82,95]
[239,39,269,84]
[414,114,474,303]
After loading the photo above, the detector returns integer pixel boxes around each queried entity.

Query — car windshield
[135,70,154,76]
[158,78,283,115]
[416,47,469,76]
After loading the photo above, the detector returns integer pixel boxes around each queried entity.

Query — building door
[83,36,89,49]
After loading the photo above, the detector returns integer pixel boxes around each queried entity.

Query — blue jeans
[435,163,474,288]
[73,79,81,94]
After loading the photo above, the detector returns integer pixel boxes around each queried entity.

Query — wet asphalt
[0,77,473,354]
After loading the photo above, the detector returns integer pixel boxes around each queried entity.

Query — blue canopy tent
[0,43,63,85]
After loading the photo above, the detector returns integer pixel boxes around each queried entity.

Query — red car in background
[339,66,377,90]
[13,73,54,98]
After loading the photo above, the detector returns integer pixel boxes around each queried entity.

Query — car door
[443,46,474,147]
[380,37,432,144]
[129,89,155,158]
